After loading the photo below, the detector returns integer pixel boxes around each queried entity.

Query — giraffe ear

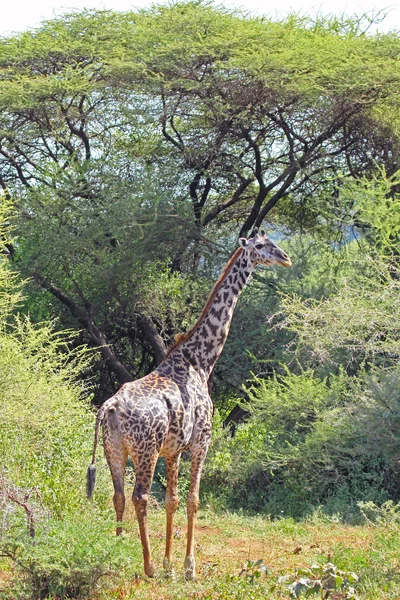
[238,237,248,247]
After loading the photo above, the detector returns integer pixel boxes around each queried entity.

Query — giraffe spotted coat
[87,231,291,580]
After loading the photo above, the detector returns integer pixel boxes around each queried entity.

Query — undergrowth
[1,504,400,599]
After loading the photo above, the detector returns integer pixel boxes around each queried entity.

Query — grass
[86,502,400,599]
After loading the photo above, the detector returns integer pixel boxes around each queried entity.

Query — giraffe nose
[279,252,292,267]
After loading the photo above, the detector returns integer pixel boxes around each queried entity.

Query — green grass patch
[3,506,397,599]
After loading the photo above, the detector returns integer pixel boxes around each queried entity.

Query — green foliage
[0,196,21,322]
[358,500,400,526]
[287,562,358,599]
[0,509,141,600]
[279,257,400,372]
[348,168,400,253]
[239,559,268,583]
[205,366,400,516]
[245,367,351,444]
[0,314,98,513]
[278,171,400,373]
[353,367,400,464]
[0,202,105,516]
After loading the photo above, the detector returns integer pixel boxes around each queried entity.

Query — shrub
[0,509,142,600]
[286,562,358,599]
[0,200,118,598]
[204,368,400,517]
[0,315,101,513]
[0,199,105,512]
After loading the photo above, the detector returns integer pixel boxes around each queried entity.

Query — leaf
[298,568,313,577]
[312,580,322,592]
[335,575,344,588]
[289,578,311,598]
[289,581,305,598]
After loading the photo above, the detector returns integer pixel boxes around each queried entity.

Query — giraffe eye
[255,244,264,250]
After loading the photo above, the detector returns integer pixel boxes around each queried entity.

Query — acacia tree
[124,4,400,235]
[0,3,399,395]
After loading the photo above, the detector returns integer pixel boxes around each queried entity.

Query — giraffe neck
[171,248,254,378]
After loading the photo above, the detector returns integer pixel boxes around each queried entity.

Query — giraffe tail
[86,405,106,500]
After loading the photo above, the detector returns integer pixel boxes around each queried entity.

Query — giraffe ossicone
[87,231,291,580]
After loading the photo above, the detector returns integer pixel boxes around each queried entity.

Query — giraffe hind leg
[108,459,127,536]
[131,452,158,578]
[103,413,128,536]
[164,453,181,571]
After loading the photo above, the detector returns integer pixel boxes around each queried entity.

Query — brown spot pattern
[87,233,291,580]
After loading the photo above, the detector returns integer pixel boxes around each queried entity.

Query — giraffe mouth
[277,256,292,267]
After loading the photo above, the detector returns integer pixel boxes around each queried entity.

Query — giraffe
[86,230,291,580]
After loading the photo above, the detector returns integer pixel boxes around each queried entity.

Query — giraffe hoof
[163,557,173,572]
[184,557,196,581]
[145,564,156,578]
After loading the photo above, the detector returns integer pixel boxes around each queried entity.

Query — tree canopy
[0,2,399,398]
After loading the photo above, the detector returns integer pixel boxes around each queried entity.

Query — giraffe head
[239,229,292,267]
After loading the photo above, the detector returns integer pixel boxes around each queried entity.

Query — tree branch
[255,166,299,225]
[33,272,133,384]
[61,102,91,161]
[240,165,294,235]
[137,314,167,366]
[202,176,254,226]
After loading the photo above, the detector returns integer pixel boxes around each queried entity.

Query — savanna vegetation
[1,2,400,597]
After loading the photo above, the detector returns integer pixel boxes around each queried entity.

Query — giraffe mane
[166,247,244,358]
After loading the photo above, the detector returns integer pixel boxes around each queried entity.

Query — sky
[1,0,399,37]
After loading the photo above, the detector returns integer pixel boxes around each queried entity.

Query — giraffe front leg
[184,451,207,581]
[164,454,181,571]
[132,455,158,578]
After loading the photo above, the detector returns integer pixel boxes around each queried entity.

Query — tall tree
[0,3,399,395]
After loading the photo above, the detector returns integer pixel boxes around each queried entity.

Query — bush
[0,200,106,512]
[204,368,400,517]
[0,315,101,513]
[0,200,121,598]
[0,509,142,600]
